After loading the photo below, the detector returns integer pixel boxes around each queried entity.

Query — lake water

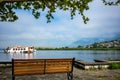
[0,50,120,62]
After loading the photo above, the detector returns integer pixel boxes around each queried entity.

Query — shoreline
[36,47,120,50]
[36,48,120,50]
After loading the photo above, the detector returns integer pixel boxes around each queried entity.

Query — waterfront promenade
[0,67,120,80]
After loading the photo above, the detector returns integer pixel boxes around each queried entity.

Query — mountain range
[70,37,120,47]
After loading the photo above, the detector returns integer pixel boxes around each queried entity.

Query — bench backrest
[12,58,74,76]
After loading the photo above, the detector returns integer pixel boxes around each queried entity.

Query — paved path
[0,67,120,80]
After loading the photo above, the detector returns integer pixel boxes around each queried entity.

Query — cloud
[0,0,120,48]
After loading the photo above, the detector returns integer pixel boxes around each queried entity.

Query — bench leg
[12,75,15,80]
[67,72,73,80]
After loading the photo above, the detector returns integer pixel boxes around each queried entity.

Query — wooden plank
[14,63,44,67]
[14,69,44,75]
[14,67,44,70]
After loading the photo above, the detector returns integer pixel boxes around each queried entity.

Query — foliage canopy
[0,0,120,24]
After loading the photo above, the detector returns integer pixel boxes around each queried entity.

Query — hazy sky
[0,0,120,48]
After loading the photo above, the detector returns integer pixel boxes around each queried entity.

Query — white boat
[5,46,36,53]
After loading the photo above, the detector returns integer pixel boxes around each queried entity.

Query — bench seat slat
[14,67,44,70]
[14,64,44,67]
[14,70,44,75]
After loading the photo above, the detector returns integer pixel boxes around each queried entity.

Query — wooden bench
[12,58,75,80]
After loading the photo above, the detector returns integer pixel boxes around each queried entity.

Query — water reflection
[92,50,120,60]
[9,52,36,59]
[0,50,120,62]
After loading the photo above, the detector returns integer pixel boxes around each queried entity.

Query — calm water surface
[0,50,120,62]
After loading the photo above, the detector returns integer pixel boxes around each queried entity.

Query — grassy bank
[109,62,120,69]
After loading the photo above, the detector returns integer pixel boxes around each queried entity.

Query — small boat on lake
[5,46,36,53]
